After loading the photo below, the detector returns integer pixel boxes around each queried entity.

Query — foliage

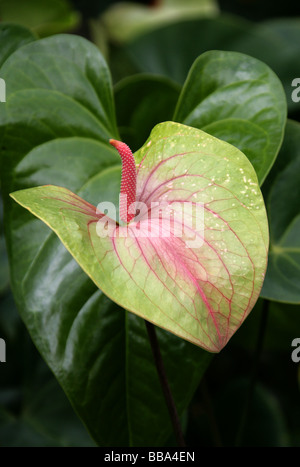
[0,1,299,447]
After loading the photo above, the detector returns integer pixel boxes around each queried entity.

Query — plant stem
[234,299,270,446]
[145,320,186,447]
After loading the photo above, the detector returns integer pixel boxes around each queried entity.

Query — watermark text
[291,338,300,363]
[0,78,5,102]
[96,198,205,248]
[291,78,300,103]
[0,338,6,362]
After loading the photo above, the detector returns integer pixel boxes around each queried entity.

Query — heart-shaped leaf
[174,50,286,184]
[261,120,300,303]
[11,122,269,353]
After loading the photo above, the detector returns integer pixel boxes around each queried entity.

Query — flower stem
[145,320,186,447]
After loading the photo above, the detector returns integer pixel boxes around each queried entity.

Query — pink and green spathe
[10,122,269,352]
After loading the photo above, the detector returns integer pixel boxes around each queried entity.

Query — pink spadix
[109,138,137,223]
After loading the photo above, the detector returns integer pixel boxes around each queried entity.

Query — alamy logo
[291,338,300,363]
[291,78,300,103]
[0,78,5,102]
[95,197,205,249]
[0,338,6,362]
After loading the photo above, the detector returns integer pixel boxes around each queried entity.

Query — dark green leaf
[261,120,300,303]
[114,74,180,151]
[123,15,296,111]
[0,325,96,447]
[252,18,300,113]
[229,298,300,353]
[0,23,36,68]
[174,50,287,184]
[123,16,274,85]
[215,379,289,446]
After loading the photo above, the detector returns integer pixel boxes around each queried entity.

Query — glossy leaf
[261,120,300,303]
[174,50,286,184]
[0,322,95,447]
[0,23,36,68]
[11,122,269,353]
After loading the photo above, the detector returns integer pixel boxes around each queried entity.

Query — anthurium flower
[10,122,268,352]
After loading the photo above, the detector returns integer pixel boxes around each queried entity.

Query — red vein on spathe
[111,231,219,351]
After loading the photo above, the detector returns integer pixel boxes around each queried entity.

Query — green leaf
[114,73,180,151]
[228,298,300,353]
[252,18,300,113]
[123,15,273,84]
[122,14,296,111]
[0,23,36,68]
[0,0,80,37]
[0,325,96,447]
[174,50,287,185]
[261,120,300,303]
[0,34,119,190]
[0,35,211,446]
[0,34,118,138]
[11,121,269,353]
